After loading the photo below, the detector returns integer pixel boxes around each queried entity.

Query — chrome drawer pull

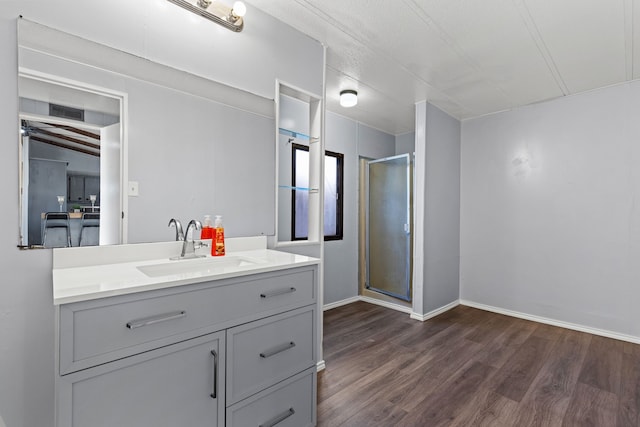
[260,341,296,359]
[210,350,218,399]
[260,287,296,299]
[259,408,295,427]
[125,310,186,329]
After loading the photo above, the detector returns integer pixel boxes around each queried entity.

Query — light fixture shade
[340,90,358,108]
[232,1,247,17]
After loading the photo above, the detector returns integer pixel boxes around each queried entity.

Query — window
[292,143,344,241]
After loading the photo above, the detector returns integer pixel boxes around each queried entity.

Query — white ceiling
[246,0,637,135]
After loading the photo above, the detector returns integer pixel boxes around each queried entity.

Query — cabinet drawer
[59,267,316,374]
[227,368,316,427]
[226,306,316,404]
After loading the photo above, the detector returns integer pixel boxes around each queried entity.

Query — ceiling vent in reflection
[49,103,85,122]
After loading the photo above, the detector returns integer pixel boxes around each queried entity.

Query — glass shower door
[366,154,412,301]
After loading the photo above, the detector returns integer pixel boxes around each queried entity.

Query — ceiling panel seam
[293,0,467,117]
[403,0,511,105]
[624,0,634,79]
[515,0,570,95]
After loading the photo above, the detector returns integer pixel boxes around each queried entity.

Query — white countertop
[53,248,319,305]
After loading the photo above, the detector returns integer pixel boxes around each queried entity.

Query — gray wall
[357,124,396,160]
[417,103,461,314]
[0,3,323,425]
[461,81,640,338]
[395,131,415,155]
[123,77,275,243]
[324,114,396,305]
[323,113,358,304]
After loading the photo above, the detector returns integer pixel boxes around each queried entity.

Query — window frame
[291,143,344,241]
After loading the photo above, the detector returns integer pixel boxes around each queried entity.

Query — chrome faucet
[168,218,185,241]
[180,219,205,259]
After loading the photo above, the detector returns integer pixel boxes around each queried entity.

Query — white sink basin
[137,256,262,278]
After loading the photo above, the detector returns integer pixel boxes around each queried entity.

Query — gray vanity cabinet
[55,265,318,427]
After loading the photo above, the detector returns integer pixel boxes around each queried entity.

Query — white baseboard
[460,299,640,345]
[323,296,640,356]
[323,296,360,311]
[323,295,412,314]
[410,300,460,322]
[323,295,460,320]
[316,360,326,372]
[358,295,413,314]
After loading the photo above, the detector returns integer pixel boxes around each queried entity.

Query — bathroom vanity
[52,238,319,427]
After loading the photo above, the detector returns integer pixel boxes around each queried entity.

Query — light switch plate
[128,181,139,197]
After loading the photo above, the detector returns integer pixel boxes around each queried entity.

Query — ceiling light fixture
[167,0,247,32]
[339,90,358,108]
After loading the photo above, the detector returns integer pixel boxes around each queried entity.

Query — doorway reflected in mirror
[19,75,121,248]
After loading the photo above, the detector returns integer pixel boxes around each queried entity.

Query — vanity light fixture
[167,0,247,32]
[339,90,358,108]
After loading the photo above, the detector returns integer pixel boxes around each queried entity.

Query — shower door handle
[404,223,410,234]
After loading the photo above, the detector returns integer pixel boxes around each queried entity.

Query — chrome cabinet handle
[125,310,186,329]
[259,408,295,427]
[210,349,218,399]
[260,341,296,359]
[260,287,296,299]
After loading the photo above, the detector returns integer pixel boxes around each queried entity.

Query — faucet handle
[194,240,210,249]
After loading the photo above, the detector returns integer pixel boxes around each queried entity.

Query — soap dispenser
[212,215,225,256]
[201,215,214,240]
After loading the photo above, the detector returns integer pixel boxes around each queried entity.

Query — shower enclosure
[365,153,412,301]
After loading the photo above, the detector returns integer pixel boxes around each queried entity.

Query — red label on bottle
[213,228,225,256]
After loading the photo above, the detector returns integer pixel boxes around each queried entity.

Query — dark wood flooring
[317,302,640,426]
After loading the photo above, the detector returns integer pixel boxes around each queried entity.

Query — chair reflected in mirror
[79,212,100,246]
[42,212,72,248]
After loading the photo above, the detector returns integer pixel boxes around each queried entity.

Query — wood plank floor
[317,302,640,426]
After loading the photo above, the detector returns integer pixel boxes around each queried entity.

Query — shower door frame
[365,153,412,302]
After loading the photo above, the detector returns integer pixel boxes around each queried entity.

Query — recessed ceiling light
[339,90,358,108]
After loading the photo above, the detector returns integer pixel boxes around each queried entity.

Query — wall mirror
[17,18,276,249]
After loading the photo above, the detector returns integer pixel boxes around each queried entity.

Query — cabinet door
[57,332,225,427]
[83,175,100,203]
[67,175,84,203]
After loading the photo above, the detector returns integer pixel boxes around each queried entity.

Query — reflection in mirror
[276,85,323,244]
[18,19,276,249]
[18,75,122,248]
